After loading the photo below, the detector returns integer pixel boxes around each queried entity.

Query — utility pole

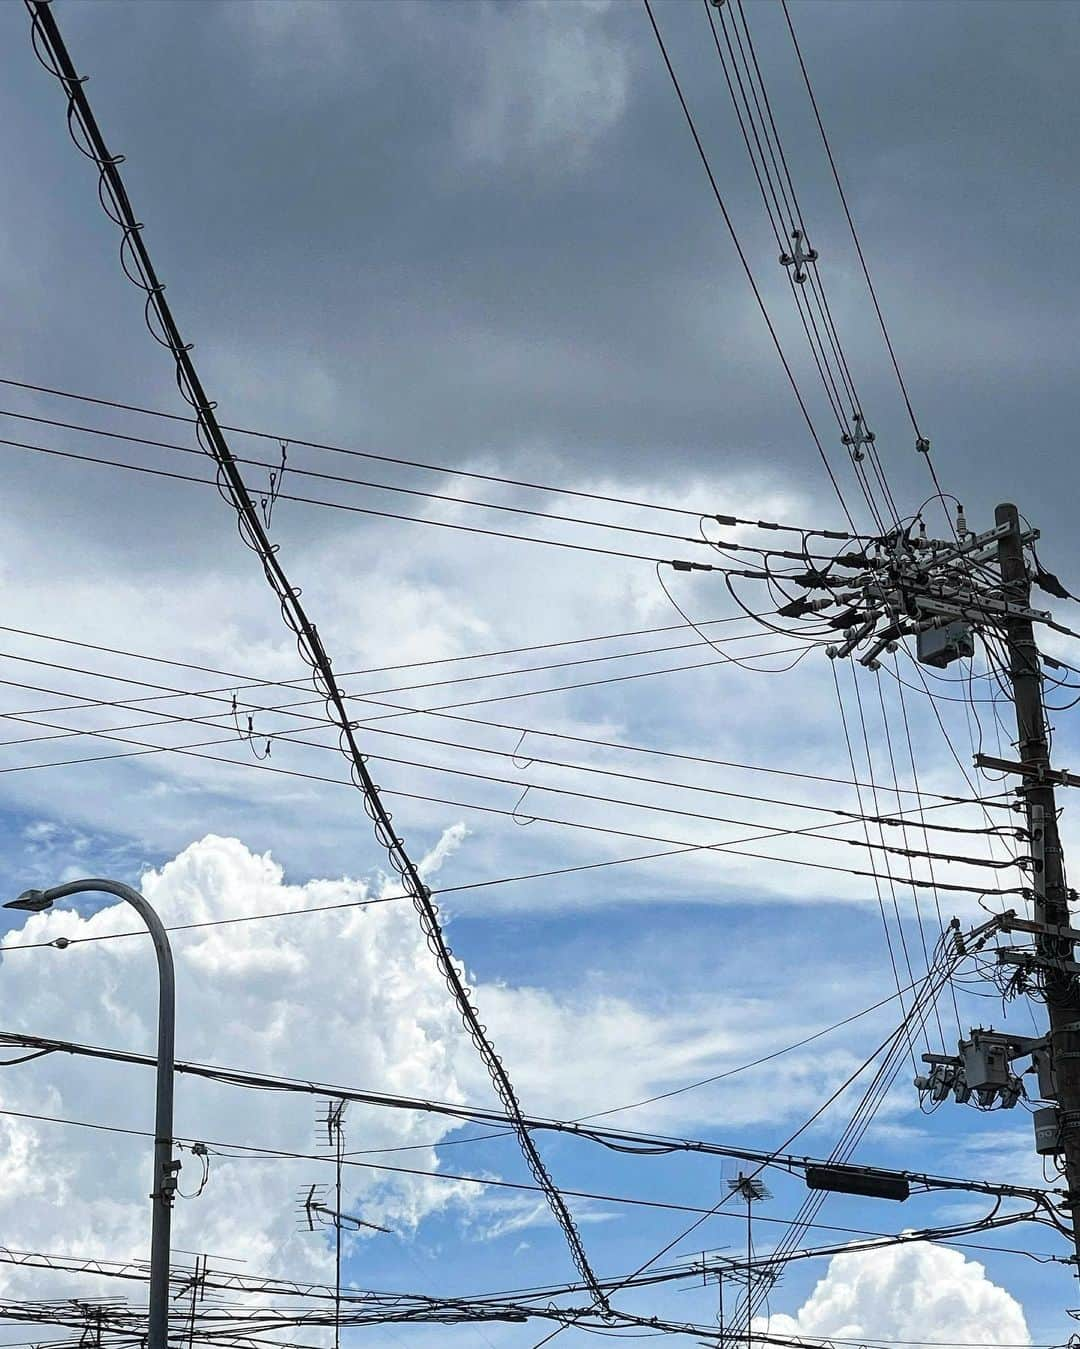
[4,879,179,1349]
[810,498,1080,1282]
[995,502,1080,1270]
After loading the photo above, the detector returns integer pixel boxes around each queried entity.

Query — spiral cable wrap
[24,0,606,1306]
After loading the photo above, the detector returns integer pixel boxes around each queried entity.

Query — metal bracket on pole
[1000,911,1080,946]
[974,753,1080,789]
[998,949,1080,977]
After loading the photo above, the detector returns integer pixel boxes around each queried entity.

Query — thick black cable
[24,0,606,1301]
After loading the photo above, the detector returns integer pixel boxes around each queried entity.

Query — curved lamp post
[5,879,177,1349]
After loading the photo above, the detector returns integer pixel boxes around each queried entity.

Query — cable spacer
[779,228,818,283]
[842,412,875,463]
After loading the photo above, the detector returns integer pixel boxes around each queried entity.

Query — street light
[5,879,178,1349]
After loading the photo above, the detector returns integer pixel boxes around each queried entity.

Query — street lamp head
[4,889,55,913]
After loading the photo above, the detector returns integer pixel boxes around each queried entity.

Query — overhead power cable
[0,1027,1049,1206]
[0,406,870,567]
[641,0,860,533]
[526,926,997,1349]
[703,0,900,533]
[0,375,867,541]
[0,1241,1063,1326]
[0,654,1011,840]
[0,613,758,686]
[0,626,805,725]
[0,431,727,573]
[0,622,1006,805]
[0,695,1023,895]
[23,0,605,1300]
[779,0,954,518]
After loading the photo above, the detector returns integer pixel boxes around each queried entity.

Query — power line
[0,431,727,573]
[703,0,901,533]
[0,375,866,540]
[0,407,725,553]
[778,0,954,522]
[0,694,1022,895]
[0,1027,1047,1205]
[0,622,1007,805]
[0,407,882,572]
[641,0,860,533]
[0,657,1009,841]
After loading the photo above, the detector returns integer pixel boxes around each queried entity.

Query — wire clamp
[778,228,817,283]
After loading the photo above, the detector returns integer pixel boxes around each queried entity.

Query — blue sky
[0,1,1078,1346]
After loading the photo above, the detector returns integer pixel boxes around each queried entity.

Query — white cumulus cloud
[755,1242,1030,1347]
[0,830,835,1301]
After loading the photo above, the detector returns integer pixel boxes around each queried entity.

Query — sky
[0,0,1079,1346]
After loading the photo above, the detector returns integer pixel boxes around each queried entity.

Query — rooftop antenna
[297,1101,392,1349]
[720,1168,773,1347]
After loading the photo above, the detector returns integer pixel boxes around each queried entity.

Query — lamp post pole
[5,879,177,1349]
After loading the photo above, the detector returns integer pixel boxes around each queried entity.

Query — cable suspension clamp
[841,412,875,463]
[779,228,818,283]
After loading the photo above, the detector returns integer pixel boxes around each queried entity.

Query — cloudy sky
[0,0,1078,1346]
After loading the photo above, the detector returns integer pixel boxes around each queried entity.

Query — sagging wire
[655,564,820,675]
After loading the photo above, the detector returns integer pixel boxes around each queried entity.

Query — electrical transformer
[1034,1106,1061,1156]
[917,620,974,669]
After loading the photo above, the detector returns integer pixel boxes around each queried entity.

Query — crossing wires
[23,0,607,1305]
